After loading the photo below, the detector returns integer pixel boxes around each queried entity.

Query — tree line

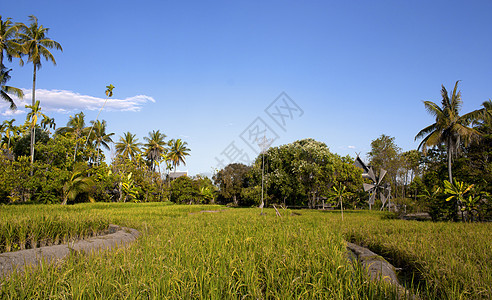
[1,15,195,204]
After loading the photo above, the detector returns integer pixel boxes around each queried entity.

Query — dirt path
[0,224,140,278]
[346,242,418,299]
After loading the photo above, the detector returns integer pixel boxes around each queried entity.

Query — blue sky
[2,0,492,176]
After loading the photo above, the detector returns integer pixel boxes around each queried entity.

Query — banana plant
[121,172,140,202]
[443,179,474,221]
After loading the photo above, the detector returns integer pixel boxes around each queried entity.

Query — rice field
[0,203,490,299]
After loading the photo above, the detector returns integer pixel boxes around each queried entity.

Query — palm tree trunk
[447,150,453,183]
[30,65,37,166]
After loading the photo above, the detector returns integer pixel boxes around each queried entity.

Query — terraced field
[0,203,490,299]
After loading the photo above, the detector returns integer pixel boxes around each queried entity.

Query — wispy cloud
[1,89,155,116]
[348,145,356,149]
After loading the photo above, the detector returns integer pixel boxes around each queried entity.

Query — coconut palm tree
[56,112,87,161]
[84,84,115,148]
[1,119,17,152]
[88,119,114,164]
[25,100,47,164]
[167,138,190,172]
[415,81,481,183]
[1,67,23,110]
[143,130,167,171]
[17,15,62,164]
[17,15,62,107]
[40,115,55,134]
[0,16,23,68]
[115,132,141,161]
[62,162,95,205]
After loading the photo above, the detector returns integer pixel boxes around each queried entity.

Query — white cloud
[348,145,356,149]
[1,89,155,115]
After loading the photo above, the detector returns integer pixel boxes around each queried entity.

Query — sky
[2,0,492,177]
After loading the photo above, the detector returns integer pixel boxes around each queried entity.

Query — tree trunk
[340,196,343,221]
[30,65,37,166]
[447,147,453,183]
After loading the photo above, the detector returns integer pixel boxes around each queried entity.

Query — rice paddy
[0,203,490,299]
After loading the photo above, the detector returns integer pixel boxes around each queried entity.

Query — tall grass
[0,204,109,252]
[341,210,492,299]
[1,204,399,299]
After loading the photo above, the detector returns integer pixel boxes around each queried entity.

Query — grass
[0,203,399,299]
[0,203,490,299]
[0,204,109,252]
[341,210,492,299]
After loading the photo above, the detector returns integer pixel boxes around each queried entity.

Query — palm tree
[84,84,115,148]
[327,183,352,221]
[1,67,23,110]
[17,15,62,164]
[1,119,17,152]
[0,16,23,68]
[40,115,56,134]
[25,100,47,164]
[56,112,87,161]
[167,138,190,172]
[415,81,481,183]
[143,130,167,171]
[62,162,95,205]
[88,119,114,164]
[115,132,141,160]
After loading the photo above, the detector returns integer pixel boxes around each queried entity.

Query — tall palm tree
[167,138,190,172]
[0,16,23,68]
[143,130,167,171]
[2,119,17,152]
[25,100,47,164]
[17,15,62,164]
[88,119,114,164]
[415,81,481,182]
[84,84,115,148]
[1,67,23,110]
[56,112,87,161]
[115,132,141,161]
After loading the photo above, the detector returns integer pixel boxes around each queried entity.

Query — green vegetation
[1,13,491,299]
[345,211,492,299]
[0,204,490,299]
[0,204,108,252]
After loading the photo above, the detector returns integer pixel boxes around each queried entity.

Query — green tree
[56,112,87,162]
[25,100,47,164]
[85,84,114,149]
[40,115,55,134]
[18,16,62,166]
[62,162,95,205]
[415,81,481,183]
[254,139,362,208]
[1,67,23,110]
[327,183,352,220]
[88,120,113,165]
[367,134,401,197]
[168,138,190,172]
[0,16,23,68]
[1,119,17,153]
[143,130,167,172]
[170,176,200,204]
[213,163,251,206]
[115,132,141,160]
